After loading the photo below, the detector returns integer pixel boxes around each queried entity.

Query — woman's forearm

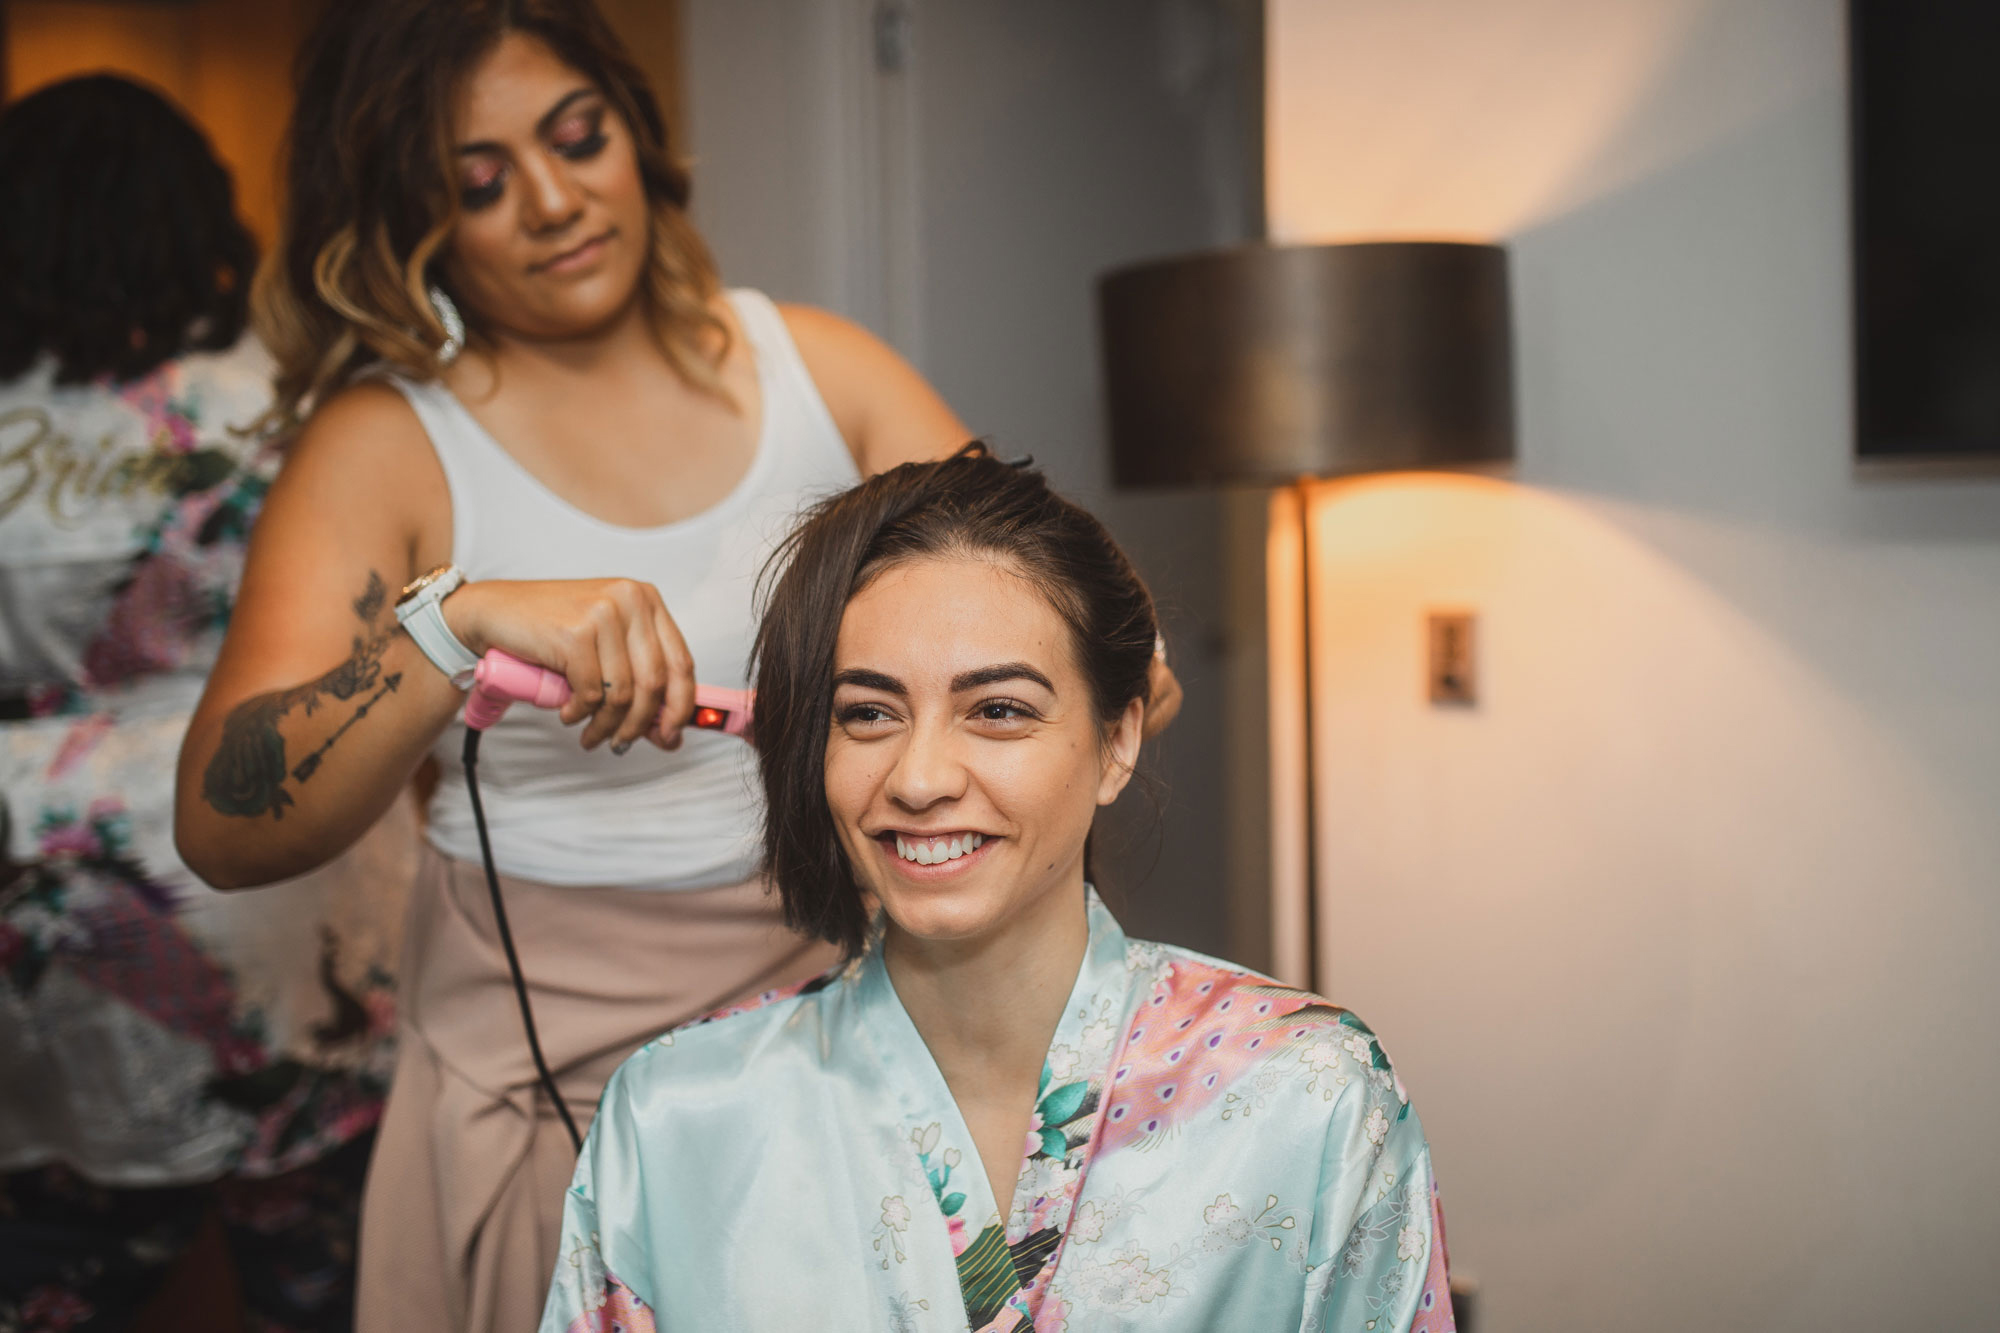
[177,552,705,887]
[176,584,464,888]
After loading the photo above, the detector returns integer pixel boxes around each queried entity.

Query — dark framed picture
[1851,0,2000,463]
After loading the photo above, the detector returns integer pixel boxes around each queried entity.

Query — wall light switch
[1427,611,1477,706]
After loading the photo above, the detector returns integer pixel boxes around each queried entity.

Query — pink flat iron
[463,649,754,743]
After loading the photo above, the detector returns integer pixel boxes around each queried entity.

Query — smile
[891,832,984,866]
[872,830,999,878]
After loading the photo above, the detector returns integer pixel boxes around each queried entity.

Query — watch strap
[395,569,480,689]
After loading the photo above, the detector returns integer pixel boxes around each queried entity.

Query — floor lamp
[1098,241,1514,991]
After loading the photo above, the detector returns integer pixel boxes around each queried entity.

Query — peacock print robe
[539,890,1454,1332]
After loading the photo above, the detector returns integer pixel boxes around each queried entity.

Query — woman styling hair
[539,447,1449,1332]
[0,76,411,1330]
[163,0,1126,1328]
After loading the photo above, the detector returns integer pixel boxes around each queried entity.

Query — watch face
[398,565,452,605]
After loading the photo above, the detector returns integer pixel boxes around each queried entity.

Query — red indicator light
[694,707,726,729]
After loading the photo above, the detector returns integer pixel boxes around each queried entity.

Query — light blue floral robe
[540,891,1454,1332]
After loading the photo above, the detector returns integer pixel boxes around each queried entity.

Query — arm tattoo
[352,570,388,622]
[202,571,405,820]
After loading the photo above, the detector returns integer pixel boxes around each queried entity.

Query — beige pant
[355,847,837,1333]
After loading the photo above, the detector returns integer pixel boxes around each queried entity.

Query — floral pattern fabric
[0,345,413,1187]
[540,890,1452,1332]
[0,1128,378,1333]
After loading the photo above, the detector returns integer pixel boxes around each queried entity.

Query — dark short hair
[0,75,256,384]
[753,445,1159,958]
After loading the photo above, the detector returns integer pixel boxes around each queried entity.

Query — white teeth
[889,833,986,865]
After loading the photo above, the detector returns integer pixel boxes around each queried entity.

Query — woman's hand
[445,578,695,752]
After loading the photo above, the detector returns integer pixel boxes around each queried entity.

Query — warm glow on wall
[4,2,197,97]
[1266,0,1745,241]
[1304,471,1519,569]
[1293,469,1956,965]
[1263,488,1311,986]
[1298,461,1987,1319]
[1269,471,1520,988]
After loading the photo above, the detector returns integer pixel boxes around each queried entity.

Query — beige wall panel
[597,0,683,140]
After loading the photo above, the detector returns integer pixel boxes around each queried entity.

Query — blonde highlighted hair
[255,0,726,431]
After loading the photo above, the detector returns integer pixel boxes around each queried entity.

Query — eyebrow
[951,662,1054,693]
[456,88,598,156]
[831,662,1055,695]
[833,668,905,695]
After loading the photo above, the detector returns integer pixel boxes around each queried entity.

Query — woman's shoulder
[764,299,969,475]
[248,378,450,551]
[605,962,850,1101]
[769,301,912,391]
[278,378,441,485]
[768,298,864,345]
[1122,938,1413,1104]
[300,377,428,446]
[768,300,889,408]
[1135,941,1381,1035]
[1081,939,1429,1189]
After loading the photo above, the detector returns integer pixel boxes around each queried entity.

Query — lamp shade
[1098,241,1514,488]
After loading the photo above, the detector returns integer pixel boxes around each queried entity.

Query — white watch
[395,564,480,689]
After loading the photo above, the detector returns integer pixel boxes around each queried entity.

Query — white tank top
[388,290,860,888]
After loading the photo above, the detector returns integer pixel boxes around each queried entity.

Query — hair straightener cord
[461,727,585,1153]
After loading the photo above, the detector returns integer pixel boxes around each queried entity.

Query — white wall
[681,0,1262,953]
[1268,1,2000,1328]
[679,0,865,316]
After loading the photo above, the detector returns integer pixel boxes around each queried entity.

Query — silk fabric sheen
[541,891,1454,1332]
[358,846,835,1331]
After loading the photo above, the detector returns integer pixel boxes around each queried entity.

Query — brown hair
[255,0,726,428]
[753,445,1159,958]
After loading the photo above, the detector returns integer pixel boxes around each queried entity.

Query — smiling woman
[538,448,1457,1333]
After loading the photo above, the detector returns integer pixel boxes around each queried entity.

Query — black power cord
[461,728,585,1154]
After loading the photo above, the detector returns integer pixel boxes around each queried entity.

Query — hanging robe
[539,890,1455,1332]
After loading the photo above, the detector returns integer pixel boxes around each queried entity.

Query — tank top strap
[726,289,856,482]
[377,374,491,568]
[378,296,852,574]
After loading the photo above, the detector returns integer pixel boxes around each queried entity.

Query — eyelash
[457,114,609,211]
[461,176,505,211]
[833,699,1041,728]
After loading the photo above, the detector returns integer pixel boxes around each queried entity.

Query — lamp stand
[1298,479,1322,995]
[1268,482,1322,993]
